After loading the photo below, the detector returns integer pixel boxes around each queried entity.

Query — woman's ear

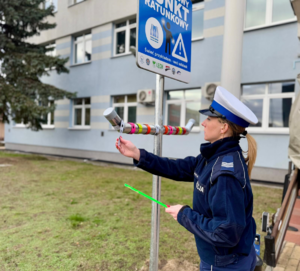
[221,123,229,134]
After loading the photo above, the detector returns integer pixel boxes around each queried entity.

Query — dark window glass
[167,91,184,100]
[74,108,82,125]
[85,39,92,62]
[127,95,137,103]
[116,21,126,28]
[168,104,181,126]
[115,107,124,120]
[241,99,263,127]
[74,99,82,105]
[129,18,136,24]
[242,84,265,95]
[114,96,125,103]
[85,108,90,126]
[269,82,295,94]
[128,107,137,123]
[130,28,136,47]
[84,98,91,105]
[269,98,292,127]
[192,8,204,40]
[186,102,200,126]
[116,31,126,54]
[245,0,267,28]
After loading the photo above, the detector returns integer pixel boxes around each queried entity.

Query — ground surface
[0,151,282,271]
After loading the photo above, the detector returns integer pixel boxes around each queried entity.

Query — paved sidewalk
[272,242,300,271]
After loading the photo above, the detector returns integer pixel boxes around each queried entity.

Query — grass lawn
[0,151,282,270]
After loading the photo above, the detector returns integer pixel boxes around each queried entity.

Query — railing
[264,167,299,267]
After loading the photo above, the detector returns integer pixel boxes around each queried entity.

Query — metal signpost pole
[135,1,193,270]
[149,74,164,271]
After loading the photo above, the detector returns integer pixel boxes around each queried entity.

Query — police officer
[115,86,258,271]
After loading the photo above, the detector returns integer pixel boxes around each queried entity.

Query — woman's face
[201,116,225,143]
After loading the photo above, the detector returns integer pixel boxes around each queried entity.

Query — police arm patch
[221,156,234,172]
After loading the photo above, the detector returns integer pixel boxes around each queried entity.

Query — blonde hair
[218,118,257,179]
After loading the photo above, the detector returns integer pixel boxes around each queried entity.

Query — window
[192,0,204,40]
[113,95,137,123]
[15,100,55,128]
[73,33,92,64]
[40,100,55,127]
[165,89,201,131]
[46,42,56,57]
[241,82,295,133]
[114,19,136,56]
[72,98,91,127]
[44,0,58,12]
[245,0,296,30]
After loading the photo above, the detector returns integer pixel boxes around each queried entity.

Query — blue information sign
[136,0,192,83]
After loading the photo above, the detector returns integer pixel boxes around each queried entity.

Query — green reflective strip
[178,127,183,135]
[124,184,168,208]
[137,123,143,134]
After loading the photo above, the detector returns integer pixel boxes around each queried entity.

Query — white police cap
[199,86,258,128]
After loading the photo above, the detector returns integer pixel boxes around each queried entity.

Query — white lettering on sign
[146,0,190,31]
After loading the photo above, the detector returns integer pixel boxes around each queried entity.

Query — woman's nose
[201,120,206,127]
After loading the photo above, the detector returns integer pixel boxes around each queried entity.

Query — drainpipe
[221,0,246,98]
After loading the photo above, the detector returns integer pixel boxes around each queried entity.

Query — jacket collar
[200,137,241,162]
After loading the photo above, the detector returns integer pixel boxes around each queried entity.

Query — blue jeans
[200,246,257,271]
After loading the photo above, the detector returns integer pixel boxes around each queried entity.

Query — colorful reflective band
[144,124,151,134]
[137,123,143,134]
[168,126,174,135]
[128,123,136,134]
[178,127,183,135]
[163,125,169,135]
[182,127,187,135]
[175,127,180,135]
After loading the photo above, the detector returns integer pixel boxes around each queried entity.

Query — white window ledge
[111,52,133,59]
[192,37,204,42]
[68,0,87,8]
[42,125,55,130]
[246,129,289,135]
[244,18,297,32]
[70,61,92,68]
[68,126,91,130]
[14,125,27,128]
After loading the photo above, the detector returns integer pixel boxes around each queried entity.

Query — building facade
[5,0,300,183]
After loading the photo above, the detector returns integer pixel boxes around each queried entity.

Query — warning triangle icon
[172,33,188,63]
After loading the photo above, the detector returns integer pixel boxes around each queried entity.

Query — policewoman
[115,86,258,271]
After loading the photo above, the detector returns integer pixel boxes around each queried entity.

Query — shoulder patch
[221,156,234,172]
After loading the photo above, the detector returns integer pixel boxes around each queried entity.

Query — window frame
[41,100,55,129]
[68,0,86,6]
[113,19,137,57]
[45,42,56,57]
[165,89,201,132]
[192,1,205,42]
[14,100,55,129]
[241,82,296,134]
[73,33,92,65]
[112,95,138,124]
[244,0,296,32]
[72,98,91,128]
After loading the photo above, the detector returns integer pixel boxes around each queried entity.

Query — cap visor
[199,109,219,117]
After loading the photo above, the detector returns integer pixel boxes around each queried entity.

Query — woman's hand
[115,136,140,161]
[165,205,183,221]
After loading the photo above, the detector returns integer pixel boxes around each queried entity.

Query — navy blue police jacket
[133,137,256,266]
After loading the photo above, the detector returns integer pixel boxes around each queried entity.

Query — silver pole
[149,74,164,271]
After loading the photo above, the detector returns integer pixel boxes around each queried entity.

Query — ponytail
[218,118,257,179]
[243,133,257,179]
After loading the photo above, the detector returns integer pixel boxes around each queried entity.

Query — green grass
[0,151,282,270]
